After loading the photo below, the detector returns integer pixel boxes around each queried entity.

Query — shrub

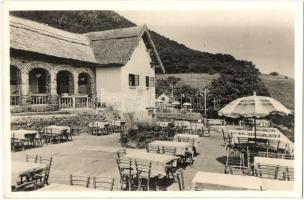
[269,72,279,76]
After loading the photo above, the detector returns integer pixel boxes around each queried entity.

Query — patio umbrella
[218,92,291,149]
[183,102,191,106]
[172,101,180,105]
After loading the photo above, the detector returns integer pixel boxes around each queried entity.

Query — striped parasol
[218,92,291,149]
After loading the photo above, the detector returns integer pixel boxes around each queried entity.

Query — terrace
[11,121,294,191]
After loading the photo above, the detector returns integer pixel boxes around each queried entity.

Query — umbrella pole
[254,117,257,151]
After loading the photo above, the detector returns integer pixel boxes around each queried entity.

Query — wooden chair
[135,160,159,191]
[39,156,53,185]
[12,180,37,192]
[174,169,184,191]
[236,137,249,151]
[224,150,248,175]
[146,145,159,154]
[258,151,277,158]
[116,158,134,191]
[255,164,279,179]
[11,138,24,151]
[284,167,294,181]
[163,146,177,179]
[277,153,294,160]
[116,149,126,158]
[221,129,229,147]
[69,175,90,188]
[32,167,49,188]
[93,176,114,191]
[26,154,38,163]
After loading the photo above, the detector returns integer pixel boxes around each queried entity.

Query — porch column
[73,72,79,95]
[20,71,30,106]
[49,71,58,106]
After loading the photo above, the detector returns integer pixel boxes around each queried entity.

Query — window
[150,77,155,87]
[146,76,149,87]
[129,74,139,86]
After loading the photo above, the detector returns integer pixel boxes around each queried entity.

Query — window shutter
[146,76,149,87]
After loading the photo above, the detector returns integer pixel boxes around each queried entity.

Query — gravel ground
[11,130,227,191]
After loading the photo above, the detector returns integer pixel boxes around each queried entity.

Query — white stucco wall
[95,38,156,122]
[121,39,155,122]
[95,67,122,109]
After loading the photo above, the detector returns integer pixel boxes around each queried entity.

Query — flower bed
[120,124,176,148]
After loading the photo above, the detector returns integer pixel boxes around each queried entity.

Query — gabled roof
[9,16,165,73]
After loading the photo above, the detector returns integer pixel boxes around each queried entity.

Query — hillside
[11,11,247,74]
[156,73,294,110]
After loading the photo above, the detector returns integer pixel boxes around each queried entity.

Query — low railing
[59,95,96,109]
[31,94,48,105]
[59,96,73,108]
[10,95,20,106]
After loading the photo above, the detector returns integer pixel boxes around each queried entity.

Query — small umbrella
[172,101,180,105]
[183,102,192,106]
[218,92,291,149]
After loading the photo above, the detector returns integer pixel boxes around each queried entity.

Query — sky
[117,9,294,78]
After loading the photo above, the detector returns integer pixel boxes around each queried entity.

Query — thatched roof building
[10,16,165,72]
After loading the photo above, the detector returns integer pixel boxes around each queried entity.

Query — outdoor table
[229,130,280,138]
[173,134,200,150]
[156,121,170,128]
[254,157,294,168]
[254,157,294,180]
[231,134,292,150]
[11,130,39,140]
[46,125,70,134]
[11,161,47,186]
[261,179,294,191]
[38,183,95,191]
[148,140,193,156]
[88,121,111,128]
[124,151,178,176]
[191,171,263,190]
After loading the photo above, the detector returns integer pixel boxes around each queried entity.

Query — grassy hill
[156,73,294,110]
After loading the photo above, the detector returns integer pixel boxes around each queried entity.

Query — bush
[269,72,279,76]
[120,124,176,148]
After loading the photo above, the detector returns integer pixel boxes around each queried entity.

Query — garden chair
[26,154,38,163]
[32,167,49,188]
[69,174,90,188]
[116,149,126,158]
[284,167,294,181]
[12,180,37,192]
[277,153,294,160]
[116,158,135,191]
[221,129,229,147]
[39,156,53,185]
[236,137,249,151]
[146,145,159,154]
[255,164,280,179]
[258,151,277,158]
[174,169,185,191]
[224,150,249,175]
[135,160,159,191]
[93,176,115,191]
[11,138,24,151]
[163,147,177,178]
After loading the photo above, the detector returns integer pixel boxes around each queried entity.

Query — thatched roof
[10,16,96,63]
[10,16,165,73]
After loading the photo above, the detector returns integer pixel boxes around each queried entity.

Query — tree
[208,60,270,110]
